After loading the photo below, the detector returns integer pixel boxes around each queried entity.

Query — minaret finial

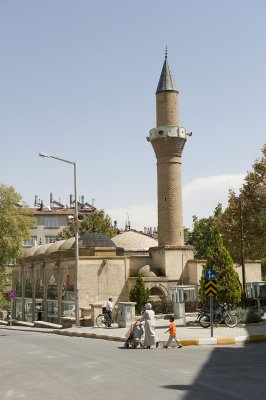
[165,46,168,60]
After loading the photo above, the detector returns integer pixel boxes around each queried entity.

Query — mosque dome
[138,264,158,277]
[33,243,51,256]
[23,246,39,257]
[79,232,116,248]
[45,240,65,254]
[59,237,75,251]
[112,230,158,251]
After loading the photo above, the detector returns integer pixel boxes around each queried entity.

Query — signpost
[205,269,218,337]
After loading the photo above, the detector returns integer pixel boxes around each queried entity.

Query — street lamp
[239,197,246,305]
[39,152,80,326]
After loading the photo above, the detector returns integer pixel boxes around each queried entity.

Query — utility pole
[239,197,246,305]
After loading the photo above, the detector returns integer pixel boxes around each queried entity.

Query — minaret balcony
[147,126,191,142]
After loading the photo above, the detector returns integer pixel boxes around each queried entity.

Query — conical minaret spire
[156,47,178,94]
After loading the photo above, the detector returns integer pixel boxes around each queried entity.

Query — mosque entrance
[149,286,167,302]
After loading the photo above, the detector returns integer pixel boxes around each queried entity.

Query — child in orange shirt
[164,316,182,349]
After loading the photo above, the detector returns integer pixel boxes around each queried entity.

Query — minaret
[148,49,191,247]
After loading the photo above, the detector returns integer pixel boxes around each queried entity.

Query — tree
[0,185,33,306]
[199,224,242,308]
[185,147,266,264]
[217,146,266,262]
[184,205,222,259]
[57,210,118,240]
[129,273,150,314]
[0,268,10,310]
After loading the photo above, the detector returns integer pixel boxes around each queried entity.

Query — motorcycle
[196,303,237,328]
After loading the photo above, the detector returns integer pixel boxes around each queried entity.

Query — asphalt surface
[2,329,266,400]
[2,314,266,346]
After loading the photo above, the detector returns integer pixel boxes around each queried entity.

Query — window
[45,235,57,244]
[24,236,38,247]
[45,217,59,228]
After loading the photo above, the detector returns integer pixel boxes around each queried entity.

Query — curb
[52,329,125,342]
[192,334,266,346]
[53,330,266,346]
[2,326,266,346]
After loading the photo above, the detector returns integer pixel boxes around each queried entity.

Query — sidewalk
[2,315,266,346]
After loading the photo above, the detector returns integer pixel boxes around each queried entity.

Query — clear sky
[0,0,265,230]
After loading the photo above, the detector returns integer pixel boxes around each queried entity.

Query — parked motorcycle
[196,303,237,328]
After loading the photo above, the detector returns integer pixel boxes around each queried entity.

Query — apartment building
[24,194,96,247]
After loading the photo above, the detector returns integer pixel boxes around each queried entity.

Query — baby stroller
[124,321,144,348]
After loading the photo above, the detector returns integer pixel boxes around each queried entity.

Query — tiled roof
[28,207,75,215]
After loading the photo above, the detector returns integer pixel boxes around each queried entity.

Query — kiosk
[117,302,136,328]
[170,285,197,321]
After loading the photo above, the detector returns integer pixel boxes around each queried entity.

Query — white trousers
[166,335,181,347]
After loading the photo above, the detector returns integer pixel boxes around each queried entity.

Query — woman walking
[139,303,159,349]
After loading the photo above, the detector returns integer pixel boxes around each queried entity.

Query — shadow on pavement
[161,339,266,399]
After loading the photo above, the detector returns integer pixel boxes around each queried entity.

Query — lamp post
[239,197,246,305]
[39,152,80,326]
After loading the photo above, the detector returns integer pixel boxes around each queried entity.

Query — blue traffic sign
[205,269,217,281]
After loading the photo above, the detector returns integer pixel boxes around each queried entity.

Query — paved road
[1,329,266,400]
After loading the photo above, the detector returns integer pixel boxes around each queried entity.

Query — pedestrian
[105,297,113,327]
[164,316,182,348]
[139,303,159,349]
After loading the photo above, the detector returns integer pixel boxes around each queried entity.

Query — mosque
[11,52,261,325]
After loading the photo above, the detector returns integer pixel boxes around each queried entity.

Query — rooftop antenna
[165,45,168,60]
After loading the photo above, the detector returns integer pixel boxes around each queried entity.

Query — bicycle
[198,303,237,328]
[96,312,112,328]
[96,306,118,328]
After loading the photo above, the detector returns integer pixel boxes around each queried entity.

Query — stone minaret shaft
[148,53,189,247]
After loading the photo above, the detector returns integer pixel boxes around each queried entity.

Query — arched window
[15,281,22,320]
[35,277,44,321]
[47,275,58,323]
[62,275,75,318]
[24,279,33,322]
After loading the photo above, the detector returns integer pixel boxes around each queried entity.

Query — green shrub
[150,298,174,315]
[199,225,242,308]
[235,307,262,324]
[129,273,150,314]
[185,301,205,313]
[0,295,10,312]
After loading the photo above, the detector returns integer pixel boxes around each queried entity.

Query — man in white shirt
[105,298,113,327]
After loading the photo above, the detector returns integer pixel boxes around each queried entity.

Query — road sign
[205,269,217,281]
[205,280,218,296]
[6,290,16,299]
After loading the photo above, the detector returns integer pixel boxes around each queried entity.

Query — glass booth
[170,285,197,303]
[246,282,266,315]
[170,285,197,319]
[246,282,266,299]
